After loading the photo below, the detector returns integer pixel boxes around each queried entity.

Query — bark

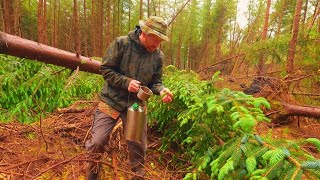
[99,0,103,56]
[37,0,43,42]
[52,0,58,47]
[0,32,101,74]
[106,0,111,47]
[280,103,320,119]
[43,0,48,44]
[83,0,88,56]
[0,0,3,31]
[13,0,21,36]
[140,0,143,20]
[168,0,192,26]
[286,0,303,74]
[37,0,48,44]
[258,0,271,76]
[73,0,80,54]
[176,34,182,69]
[306,0,319,38]
[128,0,131,31]
[2,0,14,34]
[147,0,150,17]
[302,0,308,30]
[91,0,96,56]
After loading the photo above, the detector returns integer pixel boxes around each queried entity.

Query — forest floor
[0,101,184,180]
[1,74,319,180]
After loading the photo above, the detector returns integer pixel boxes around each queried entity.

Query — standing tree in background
[105,0,112,48]
[83,0,88,55]
[258,0,271,76]
[52,0,59,47]
[73,0,80,54]
[37,0,48,44]
[1,0,15,34]
[286,0,303,74]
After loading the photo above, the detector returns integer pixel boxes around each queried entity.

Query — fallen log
[0,31,101,74]
[281,102,320,119]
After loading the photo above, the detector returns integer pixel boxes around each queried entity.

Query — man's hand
[128,80,141,92]
[160,88,173,103]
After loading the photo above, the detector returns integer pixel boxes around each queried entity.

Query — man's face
[144,33,163,52]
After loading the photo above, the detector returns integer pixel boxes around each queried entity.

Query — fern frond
[252,146,269,158]
[246,156,257,174]
[218,159,234,180]
[269,149,286,165]
[284,167,302,180]
[263,161,284,179]
[301,160,320,170]
[305,138,320,151]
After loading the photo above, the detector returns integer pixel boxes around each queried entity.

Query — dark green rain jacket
[99,27,165,112]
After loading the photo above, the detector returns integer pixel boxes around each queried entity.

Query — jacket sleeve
[100,38,132,90]
[149,52,165,95]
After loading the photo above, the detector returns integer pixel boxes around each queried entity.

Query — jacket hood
[128,26,147,52]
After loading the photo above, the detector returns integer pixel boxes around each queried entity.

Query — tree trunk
[306,0,319,38]
[99,0,103,56]
[38,0,48,44]
[57,0,60,47]
[258,0,271,76]
[279,103,320,119]
[0,0,3,31]
[276,1,286,35]
[0,32,101,74]
[106,0,111,47]
[73,0,80,54]
[2,0,15,34]
[286,0,303,74]
[13,0,21,36]
[91,0,96,56]
[128,0,131,31]
[43,0,48,44]
[176,33,182,69]
[52,0,58,47]
[302,0,308,31]
[37,0,43,43]
[140,0,143,20]
[83,0,88,56]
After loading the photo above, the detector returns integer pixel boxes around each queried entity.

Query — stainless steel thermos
[125,86,153,142]
[125,102,146,142]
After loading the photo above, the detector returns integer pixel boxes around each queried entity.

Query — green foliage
[0,54,103,123]
[148,66,272,178]
[149,66,319,179]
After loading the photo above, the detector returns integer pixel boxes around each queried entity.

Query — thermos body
[125,104,146,142]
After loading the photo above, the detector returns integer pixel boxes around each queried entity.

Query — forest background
[0,0,320,179]
[1,0,319,74]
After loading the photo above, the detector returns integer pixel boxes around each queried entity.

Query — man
[85,16,173,180]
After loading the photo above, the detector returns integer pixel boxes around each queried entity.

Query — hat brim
[139,20,170,42]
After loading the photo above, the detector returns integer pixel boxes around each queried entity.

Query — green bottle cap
[132,103,139,111]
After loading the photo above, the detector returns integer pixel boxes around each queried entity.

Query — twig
[83,126,92,144]
[198,54,245,73]
[39,115,48,151]
[76,159,152,179]
[31,153,84,179]
[291,92,320,96]
[4,157,47,171]
[284,73,315,83]
[111,121,123,134]
[112,152,119,180]
[168,0,192,26]
[0,170,33,178]
[64,66,80,90]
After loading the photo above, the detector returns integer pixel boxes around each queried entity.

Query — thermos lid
[132,103,139,111]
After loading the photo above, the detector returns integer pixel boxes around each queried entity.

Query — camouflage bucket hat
[139,16,170,42]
